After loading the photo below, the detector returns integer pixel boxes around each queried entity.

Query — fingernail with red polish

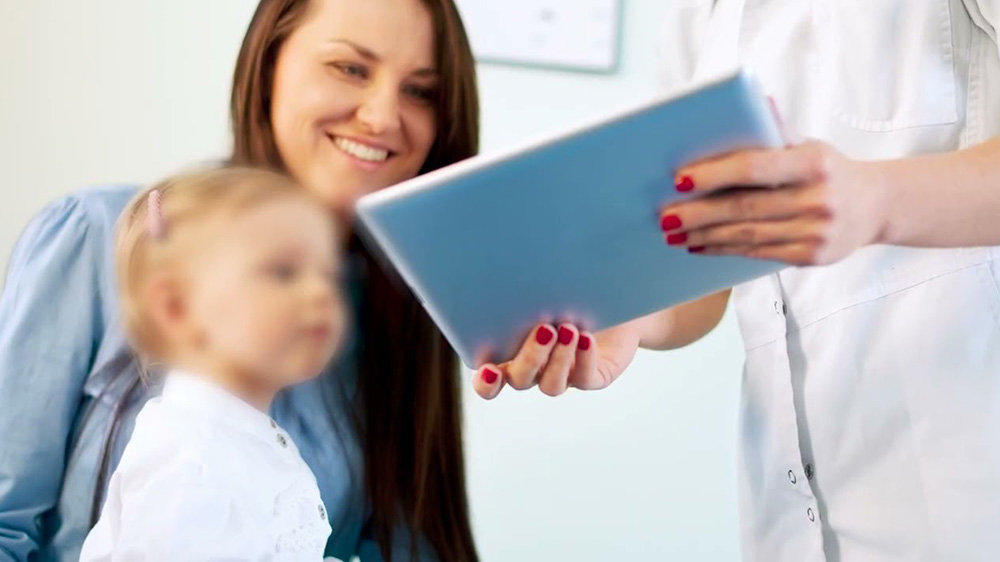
[482,367,499,385]
[675,175,695,192]
[660,214,682,232]
[667,233,688,245]
[688,246,706,254]
[535,325,555,345]
[557,326,574,345]
[578,334,592,351]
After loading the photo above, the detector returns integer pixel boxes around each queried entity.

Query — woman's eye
[403,84,436,103]
[332,62,369,80]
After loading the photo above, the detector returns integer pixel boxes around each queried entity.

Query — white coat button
[805,464,815,480]
[788,470,797,485]
[277,434,288,448]
[807,508,816,522]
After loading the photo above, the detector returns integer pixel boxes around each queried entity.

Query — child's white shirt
[80,370,332,561]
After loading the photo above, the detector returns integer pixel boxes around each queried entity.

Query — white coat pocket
[821,0,959,131]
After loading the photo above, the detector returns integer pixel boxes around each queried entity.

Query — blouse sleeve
[0,196,105,561]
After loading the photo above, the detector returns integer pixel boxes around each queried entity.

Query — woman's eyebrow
[326,38,437,77]
[326,38,379,61]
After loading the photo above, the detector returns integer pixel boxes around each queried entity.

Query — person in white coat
[472,1,1000,560]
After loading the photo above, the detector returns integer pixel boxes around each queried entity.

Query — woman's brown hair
[230,1,480,560]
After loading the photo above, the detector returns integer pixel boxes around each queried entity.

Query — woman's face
[271,0,439,216]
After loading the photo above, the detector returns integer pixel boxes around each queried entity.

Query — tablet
[357,69,785,367]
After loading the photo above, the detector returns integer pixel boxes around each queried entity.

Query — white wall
[0,1,740,560]
[0,1,254,272]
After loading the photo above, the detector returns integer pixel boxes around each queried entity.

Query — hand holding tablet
[357,69,784,372]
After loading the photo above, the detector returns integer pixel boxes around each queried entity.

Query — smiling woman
[232,0,478,218]
[228,2,480,556]
[268,0,439,213]
[0,0,480,561]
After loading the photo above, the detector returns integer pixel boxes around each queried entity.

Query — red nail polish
[688,246,706,254]
[676,175,695,192]
[557,326,574,345]
[578,334,592,351]
[482,368,499,385]
[667,233,688,245]
[535,326,555,345]
[660,214,682,232]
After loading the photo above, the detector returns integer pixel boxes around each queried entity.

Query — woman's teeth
[333,137,390,162]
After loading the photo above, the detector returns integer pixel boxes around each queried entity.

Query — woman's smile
[328,134,395,171]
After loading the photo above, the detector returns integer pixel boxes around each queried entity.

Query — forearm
[635,290,730,351]
[877,136,1000,248]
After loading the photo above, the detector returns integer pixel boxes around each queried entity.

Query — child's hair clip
[146,190,166,239]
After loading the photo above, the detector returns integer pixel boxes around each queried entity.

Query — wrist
[865,159,899,246]
[633,309,670,350]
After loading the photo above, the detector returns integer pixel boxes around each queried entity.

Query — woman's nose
[356,84,402,136]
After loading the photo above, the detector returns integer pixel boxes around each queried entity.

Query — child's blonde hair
[115,165,322,361]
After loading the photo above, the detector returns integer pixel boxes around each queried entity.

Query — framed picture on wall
[455,0,624,74]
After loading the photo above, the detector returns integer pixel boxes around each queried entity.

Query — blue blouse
[0,186,433,561]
